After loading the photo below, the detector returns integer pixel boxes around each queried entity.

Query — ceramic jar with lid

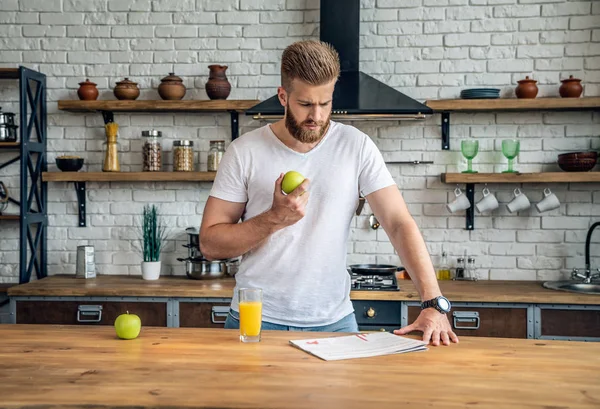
[559,75,583,98]
[173,140,194,172]
[515,76,538,99]
[77,79,99,101]
[142,130,162,172]
[113,78,140,100]
[158,72,186,100]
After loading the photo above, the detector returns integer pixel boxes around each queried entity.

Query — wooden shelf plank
[43,171,216,182]
[0,142,19,149]
[0,68,19,79]
[58,100,260,113]
[0,214,20,220]
[441,172,600,184]
[426,97,600,112]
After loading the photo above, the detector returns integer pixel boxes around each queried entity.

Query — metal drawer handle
[452,311,479,330]
[211,306,229,324]
[77,305,103,323]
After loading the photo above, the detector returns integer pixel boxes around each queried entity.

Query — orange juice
[239,301,262,337]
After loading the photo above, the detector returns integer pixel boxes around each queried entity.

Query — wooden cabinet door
[407,305,528,338]
[16,301,167,326]
[540,308,600,338]
[179,302,231,328]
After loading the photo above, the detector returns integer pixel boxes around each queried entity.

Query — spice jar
[173,140,194,172]
[207,140,225,172]
[142,130,162,172]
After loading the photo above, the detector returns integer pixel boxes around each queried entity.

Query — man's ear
[277,86,287,107]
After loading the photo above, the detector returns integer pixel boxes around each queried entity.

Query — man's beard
[285,103,330,144]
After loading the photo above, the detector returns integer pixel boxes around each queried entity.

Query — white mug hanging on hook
[447,187,471,213]
[475,186,499,214]
[506,188,531,214]
[536,188,561,213]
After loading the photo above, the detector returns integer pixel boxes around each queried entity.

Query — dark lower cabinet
[540,308,600,338]
[407,305,528,338]
[179,302,231,328]
[15,301,167,326]
[353,301,401,332]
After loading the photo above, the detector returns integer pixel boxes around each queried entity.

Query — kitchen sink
[543,280,600,295]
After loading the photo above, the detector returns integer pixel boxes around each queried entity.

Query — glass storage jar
[142,129,162,172]
[173,140,194,172]
[207,140,225,172]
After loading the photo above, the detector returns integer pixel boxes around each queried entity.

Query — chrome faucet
[571,221,600,284]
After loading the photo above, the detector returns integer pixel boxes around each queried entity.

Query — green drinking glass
[461,140,479,173]
[501,139,520,173]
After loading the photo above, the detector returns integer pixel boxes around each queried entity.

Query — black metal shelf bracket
[101,111,114,124]
[74,182,86,227]
[230,111,239,140]
[466,183,475,230]
[441,111,450,150]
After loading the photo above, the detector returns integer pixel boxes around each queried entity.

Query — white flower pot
[141,261,161,280]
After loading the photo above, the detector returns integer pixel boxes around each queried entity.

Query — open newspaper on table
[289,332,428,361]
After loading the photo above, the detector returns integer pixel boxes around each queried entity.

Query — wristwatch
[421,296,451,314]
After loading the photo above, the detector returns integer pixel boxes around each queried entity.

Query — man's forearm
[200,211,281,260]
[388,218,442,301]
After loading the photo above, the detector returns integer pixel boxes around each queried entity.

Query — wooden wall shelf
[43,172,216,227]
[57,100,260,113]
[442,172,600,184]
[0,215,20,221]
[0,68,19,79]
[43,171,216,183]
[0,142,20,150]
[426,97,600,112]
[424,97,600,151]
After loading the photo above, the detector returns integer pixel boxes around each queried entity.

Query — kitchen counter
[1,324,599,409]
[8,274,600,305]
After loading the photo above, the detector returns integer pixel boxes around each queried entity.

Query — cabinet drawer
[179,302,231,328]
[353,301,401,326]
[16,301,167,326]
[358,325,398,333]
[408,305,528,338]
[540,308,600,338]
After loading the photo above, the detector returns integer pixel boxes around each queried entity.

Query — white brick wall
[0,0,599,283]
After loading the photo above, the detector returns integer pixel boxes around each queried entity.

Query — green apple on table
[114,311,141,340]
[281,171,305,194]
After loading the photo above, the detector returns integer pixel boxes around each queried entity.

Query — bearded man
[200,40,458,346]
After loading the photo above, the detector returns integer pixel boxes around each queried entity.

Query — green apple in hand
[114,311,141,340]
[281,171,305,194]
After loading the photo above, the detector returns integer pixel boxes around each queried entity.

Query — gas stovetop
[349,273,400,291]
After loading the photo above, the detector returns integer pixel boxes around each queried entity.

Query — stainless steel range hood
[246,0,432,121]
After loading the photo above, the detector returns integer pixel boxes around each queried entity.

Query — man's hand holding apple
[267,173,310,228]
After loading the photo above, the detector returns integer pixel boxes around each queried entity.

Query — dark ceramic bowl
[56,157,84,172]
[557,151,598,172]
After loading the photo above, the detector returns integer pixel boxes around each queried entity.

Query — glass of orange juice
[239,288,262,343]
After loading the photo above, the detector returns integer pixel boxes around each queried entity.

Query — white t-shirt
[209,121,395,327]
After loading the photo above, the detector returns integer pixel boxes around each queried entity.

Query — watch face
[437,297,451,312]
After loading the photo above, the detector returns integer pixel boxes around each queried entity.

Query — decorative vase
[559,75,583,98]
[77,79,99,101]
[158,72,186,100]
[113,78,140,100]
[141,261,161,280]
[205,65,231,100]
[515,76,538,99]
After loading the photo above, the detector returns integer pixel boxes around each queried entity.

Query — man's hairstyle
[281,40,340,92]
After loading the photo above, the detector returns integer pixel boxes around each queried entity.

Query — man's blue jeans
[224,309,359,332]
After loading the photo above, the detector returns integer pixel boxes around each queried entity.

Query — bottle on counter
[207,140,225,172]
[454,257,465,280]
[436,251,451,280]
[173,140,194,172]
[142,129,162,172]
[467,257,477,281]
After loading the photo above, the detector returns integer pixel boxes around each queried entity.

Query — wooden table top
[8,275,600,305]
[1,324,599,409]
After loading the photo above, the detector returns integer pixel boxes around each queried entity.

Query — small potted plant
[138,204,168,280]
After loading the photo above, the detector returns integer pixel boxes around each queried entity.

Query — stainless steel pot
[178,258,228,280]
[0,108,15,126]
[0,124,18,142]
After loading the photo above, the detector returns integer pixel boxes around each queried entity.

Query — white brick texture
[0,0,598,282]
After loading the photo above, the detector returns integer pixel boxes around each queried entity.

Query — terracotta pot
[205,65,231,100]
[158,72,186,100]
[77,79,99,101]
[515,76,538,99]
[559,75,583,98]
[113,78,140,100]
